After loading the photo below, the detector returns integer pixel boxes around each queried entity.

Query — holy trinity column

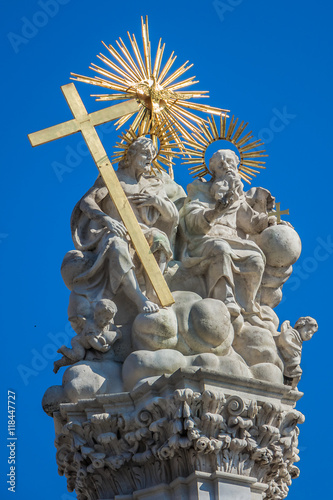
[30,17,317,500]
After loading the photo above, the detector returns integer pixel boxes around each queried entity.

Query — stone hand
[104,216,127,237]
[214,191,234,214]
[267,215,277,226]
[204,190,234,224]
[129,192,159,208]
[129,193,170,217]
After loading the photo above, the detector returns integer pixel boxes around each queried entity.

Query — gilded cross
[268,202,290,224]
[28,83,175,307]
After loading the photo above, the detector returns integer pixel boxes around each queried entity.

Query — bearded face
[210,158,244,202]
[209,150,239,178]
[210,179,229,201]
[118,137,156,173]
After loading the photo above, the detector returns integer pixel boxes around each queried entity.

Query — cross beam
[28,83,175,307]
[268,202,289,224]
[29,92,139,147]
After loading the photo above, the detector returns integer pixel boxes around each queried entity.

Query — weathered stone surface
[275,317,318,388]
[253,225,301,268]
[53,370,302,500]
[46,146,315,400]
[43,144,317,498]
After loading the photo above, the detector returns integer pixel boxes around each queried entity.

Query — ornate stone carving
[41,142,317,499]
[275,316,318,388]
[54,296,121,373]
[43,145,316,408]
[53,371,303,500]
[61,136,180,316]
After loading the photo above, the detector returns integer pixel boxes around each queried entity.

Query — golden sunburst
[182,115,268,183]
[71,16,228,144]
[112,119,180,177]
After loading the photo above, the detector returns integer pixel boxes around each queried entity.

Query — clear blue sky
[1,1,332,498]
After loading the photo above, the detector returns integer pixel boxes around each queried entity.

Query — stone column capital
[54,369,303,499]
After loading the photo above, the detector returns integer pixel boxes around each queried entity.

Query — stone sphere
[257,225,301,267]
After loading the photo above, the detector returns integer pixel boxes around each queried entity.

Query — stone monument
[30,17,317,500]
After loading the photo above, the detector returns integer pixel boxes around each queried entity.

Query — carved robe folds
[179,179,268,315]
[62,174,178,302]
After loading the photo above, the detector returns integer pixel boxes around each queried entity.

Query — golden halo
[182,115,268,184]
[71,16,228,144]
[112,119,180,178]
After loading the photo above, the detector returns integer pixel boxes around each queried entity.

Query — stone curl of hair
[118,137,156,169]
[294,316,318,330]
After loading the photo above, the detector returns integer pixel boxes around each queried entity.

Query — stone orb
[257,225,301,267]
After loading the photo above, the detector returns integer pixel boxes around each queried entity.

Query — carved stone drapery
[53,369,303,500]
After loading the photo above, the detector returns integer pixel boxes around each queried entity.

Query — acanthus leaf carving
[55,385,303,499]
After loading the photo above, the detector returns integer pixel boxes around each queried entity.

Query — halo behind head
[182,115,268,184]
[113,119,180,176]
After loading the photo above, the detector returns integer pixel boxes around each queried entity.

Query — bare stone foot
[142,300,160,314]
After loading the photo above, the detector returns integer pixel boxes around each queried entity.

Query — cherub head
[68,294,118,336]
[94,299,117,330]
[294,316,318,341]
[68,294,93,335]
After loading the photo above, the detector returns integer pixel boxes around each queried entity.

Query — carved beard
[210,174,244,202]
[210,179,229,201]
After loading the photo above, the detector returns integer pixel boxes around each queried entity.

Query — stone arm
[87,335,110,352]
[236,201,272,235]
[79,186,127,238]
[183,201,215,236]
[182,189,236,236]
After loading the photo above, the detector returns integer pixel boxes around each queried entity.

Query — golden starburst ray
[71,16,228,143]
[112,118,181,178]
[182,115,268,184]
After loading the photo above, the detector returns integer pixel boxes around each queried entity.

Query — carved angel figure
[53,295,121,373]
[276,316,318,387]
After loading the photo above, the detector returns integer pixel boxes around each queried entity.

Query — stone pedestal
[53,368,303,499]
